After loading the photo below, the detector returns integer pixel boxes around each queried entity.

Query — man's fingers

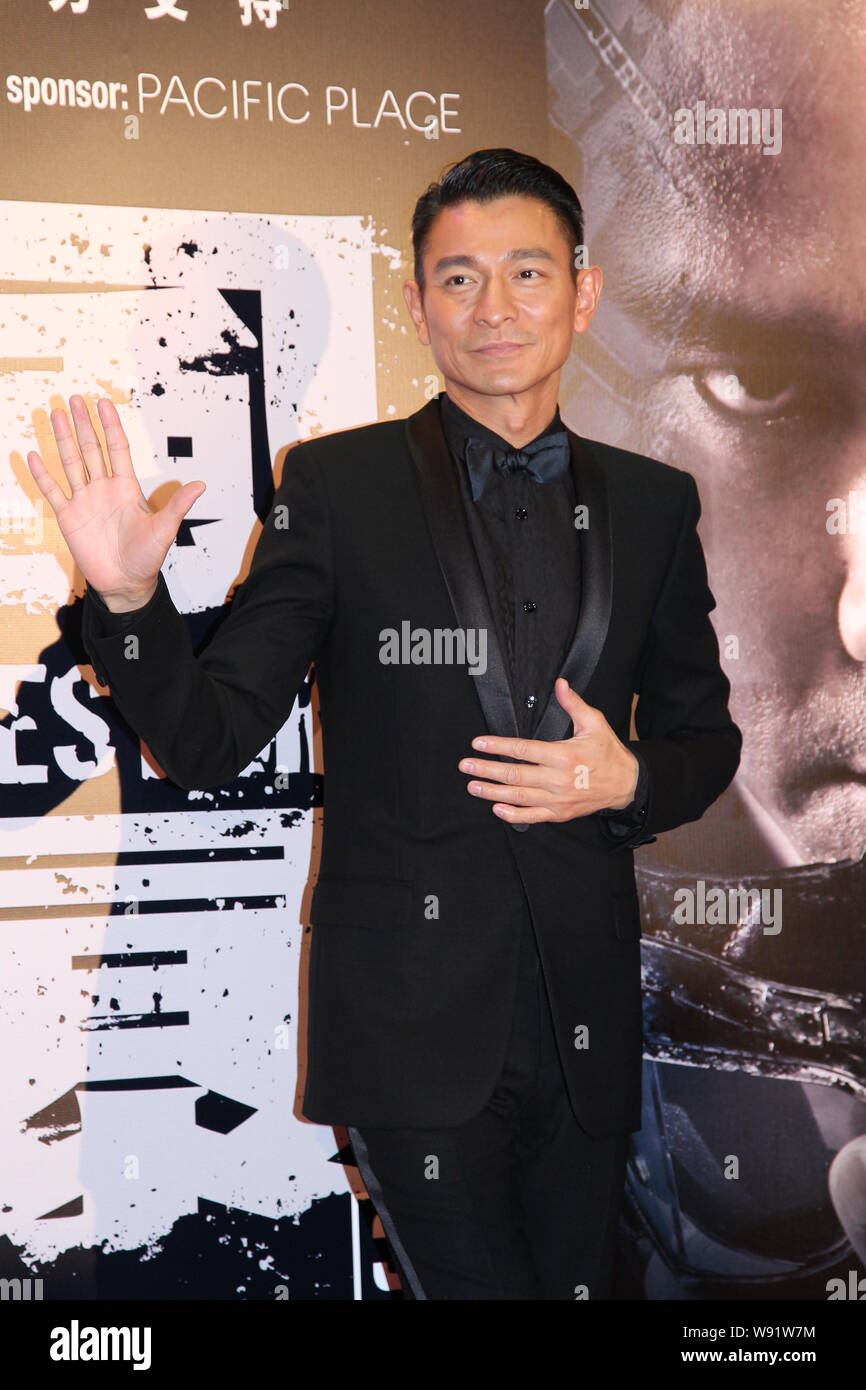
[468,733,566,767]
[491,802,556,825]
[69,394,109,481]
[464,778,569,807]
[459,755,563,791]
[49,404,88,493]
[151,480,206,551]
[26,450,69,516]
[96,397,136,478]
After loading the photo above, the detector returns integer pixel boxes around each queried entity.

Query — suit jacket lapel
[406,397,518,737]
[404,397,613,743]
[532,428,613,741]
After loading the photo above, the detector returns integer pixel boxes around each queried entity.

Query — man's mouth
[473,342,527,356]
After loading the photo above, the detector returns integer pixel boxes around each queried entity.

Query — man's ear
[403,280,430,346]
[573,264,603,334]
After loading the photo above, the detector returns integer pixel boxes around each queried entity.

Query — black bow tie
[463,430,571,502]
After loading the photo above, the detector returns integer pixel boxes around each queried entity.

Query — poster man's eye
[695,366,798,420]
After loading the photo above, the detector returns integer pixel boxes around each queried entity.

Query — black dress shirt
[437,391,647,830]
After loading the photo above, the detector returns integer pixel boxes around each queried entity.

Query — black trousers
[347,911,629,1300]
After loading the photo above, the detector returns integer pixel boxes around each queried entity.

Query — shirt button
[514,507,528,520]
[523,600,537,613]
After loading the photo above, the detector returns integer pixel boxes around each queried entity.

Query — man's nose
[838,489,866,662]
[474,277,516,326]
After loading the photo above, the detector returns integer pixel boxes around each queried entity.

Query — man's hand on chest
[457,676,640,826]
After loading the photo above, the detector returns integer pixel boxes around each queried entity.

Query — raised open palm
[25,395,205,609]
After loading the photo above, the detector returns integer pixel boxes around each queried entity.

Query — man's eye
[694,366,798,419]
[443,270,541,286]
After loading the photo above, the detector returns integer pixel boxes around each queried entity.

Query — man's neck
[443,380,561,449]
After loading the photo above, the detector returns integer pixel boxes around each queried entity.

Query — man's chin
[453,364,549,398]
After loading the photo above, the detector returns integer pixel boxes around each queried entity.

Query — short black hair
[411,147,584,295]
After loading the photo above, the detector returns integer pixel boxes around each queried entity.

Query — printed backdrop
[1,0,863,1300]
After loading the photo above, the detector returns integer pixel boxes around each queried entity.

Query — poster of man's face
[546,0,866,1295]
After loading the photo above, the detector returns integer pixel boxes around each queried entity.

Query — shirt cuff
[86,577,164,634]
[598,749,649,837]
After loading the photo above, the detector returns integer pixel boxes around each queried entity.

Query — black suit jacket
[81,396,742,1134]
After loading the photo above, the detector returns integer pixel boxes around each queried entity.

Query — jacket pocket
[612,889,642,942]
[310,874,414,931]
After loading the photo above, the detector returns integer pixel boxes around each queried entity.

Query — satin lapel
[531,428,613,742]
[405,398,519,739]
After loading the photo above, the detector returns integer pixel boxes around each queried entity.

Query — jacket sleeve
[603,469,742,851]
[81,441,335,790]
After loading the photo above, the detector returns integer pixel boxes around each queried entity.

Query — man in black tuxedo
[26,148,741,1300]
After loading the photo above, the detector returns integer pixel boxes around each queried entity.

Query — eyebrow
[657,298,865,361]
[607,294,865,384]
[432,247,558,275]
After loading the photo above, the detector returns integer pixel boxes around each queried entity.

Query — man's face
[553,2,866,864]
[404,194,596,408]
